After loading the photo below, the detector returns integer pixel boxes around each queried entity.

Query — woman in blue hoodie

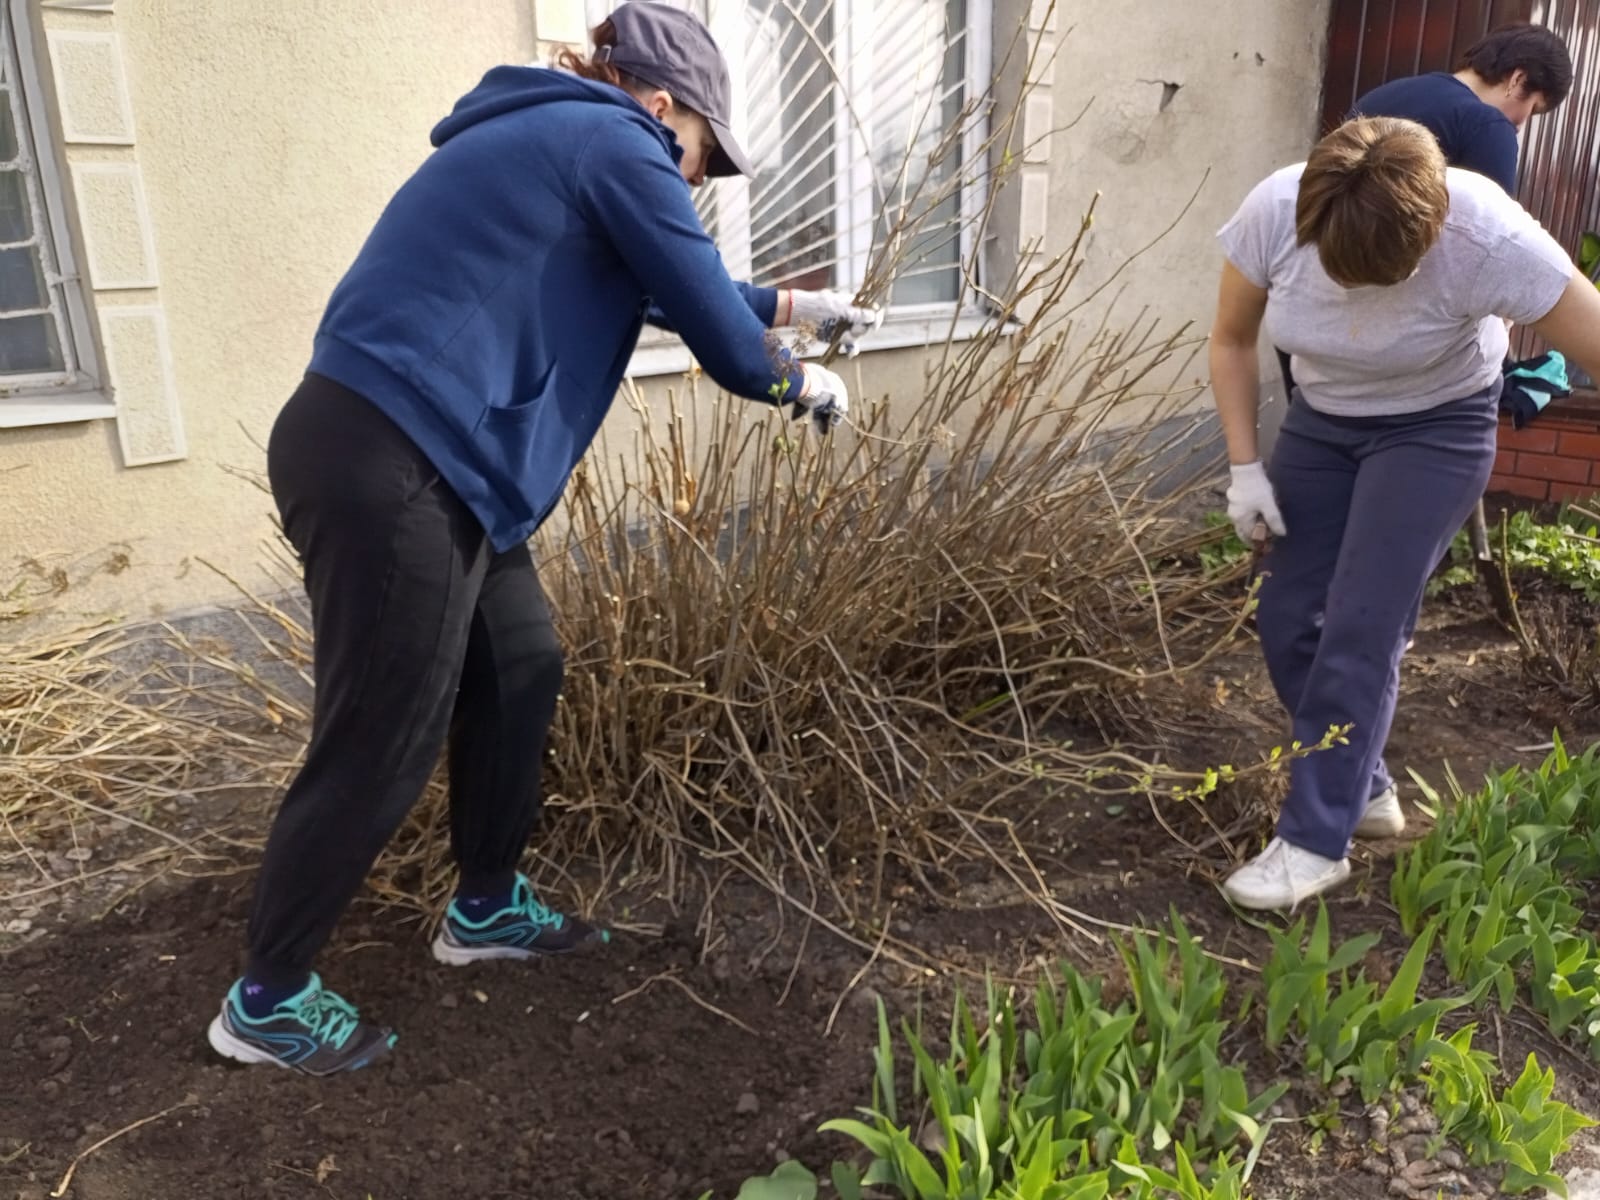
[206,2,879,1074]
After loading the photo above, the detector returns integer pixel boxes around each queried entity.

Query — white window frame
[597,0,995,378]
[0,0,109,428]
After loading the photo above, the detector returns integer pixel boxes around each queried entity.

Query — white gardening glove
[793,361,850,433]
[779,289,883,356]
[1225,461,1286,543]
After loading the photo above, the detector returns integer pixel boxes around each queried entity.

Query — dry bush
[519,272,1243,918]
[3,16,1283,939]
[1480,508,1600,711]
[472,16,1263,924]
[1508,586,1600,710]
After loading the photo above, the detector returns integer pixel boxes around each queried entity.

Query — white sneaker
[1222,837,1351,910]
[1354,787,1405,839]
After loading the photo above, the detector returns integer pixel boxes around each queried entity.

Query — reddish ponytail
[554,19,649,95]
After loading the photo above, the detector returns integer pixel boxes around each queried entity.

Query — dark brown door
[1321,0,1534,135]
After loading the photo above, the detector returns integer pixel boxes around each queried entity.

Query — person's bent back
[1208,116,1600,911]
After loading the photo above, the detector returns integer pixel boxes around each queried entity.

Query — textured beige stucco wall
[0,1,535,625]
[1038,0,1331,429]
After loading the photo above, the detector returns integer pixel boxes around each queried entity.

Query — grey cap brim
[705,116,754,178]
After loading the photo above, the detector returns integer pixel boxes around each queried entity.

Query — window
[709,0,981,302]
[0,1,105,427]
[579,0,991,372]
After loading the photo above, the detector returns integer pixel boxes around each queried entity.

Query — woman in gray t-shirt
[1209,116,1600,911]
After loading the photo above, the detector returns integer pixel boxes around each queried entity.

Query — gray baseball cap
[603,2,753,177]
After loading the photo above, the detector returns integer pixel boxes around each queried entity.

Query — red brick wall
[1490,408,1600,503]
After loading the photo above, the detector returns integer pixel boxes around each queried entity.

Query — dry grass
[0,621,264,909]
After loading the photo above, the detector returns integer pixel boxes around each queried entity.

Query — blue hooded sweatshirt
[307,67,806,552]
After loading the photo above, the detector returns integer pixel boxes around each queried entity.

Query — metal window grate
[0,2,79,385]
[580,0,978,308]
[722,0,970,303]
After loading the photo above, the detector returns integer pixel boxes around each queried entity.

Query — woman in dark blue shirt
[1351,22,1572,194]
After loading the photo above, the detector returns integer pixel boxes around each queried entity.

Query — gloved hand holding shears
[777,289,884,357]
[792,361,849,434]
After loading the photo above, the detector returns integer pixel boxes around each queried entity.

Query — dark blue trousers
[1257,387,1498,859]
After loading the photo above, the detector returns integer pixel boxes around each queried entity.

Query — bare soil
[4,579,1600,1200]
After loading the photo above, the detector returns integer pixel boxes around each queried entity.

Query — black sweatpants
[245,373,564,987]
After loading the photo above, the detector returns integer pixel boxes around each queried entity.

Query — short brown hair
[1296,117,1449,287]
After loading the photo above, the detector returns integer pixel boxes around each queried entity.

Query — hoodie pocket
[478,362,557,427]
[469,364,570,505]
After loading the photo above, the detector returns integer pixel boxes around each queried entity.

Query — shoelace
[294,988,361,1049]
[518,892,566,931]
[1255,838,1335,883]
[1248,838,1290,875]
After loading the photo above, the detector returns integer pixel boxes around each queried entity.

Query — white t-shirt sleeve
[1465,195,1574,325]
[1216,171,1292,289]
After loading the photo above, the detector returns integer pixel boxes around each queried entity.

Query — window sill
[0,392,116,429]
[624,305,1009,379]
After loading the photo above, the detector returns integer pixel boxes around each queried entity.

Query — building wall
[1,0,536,626]
[0,0,1332,629]
[1026,0,1333,444]
[1492,410,1600,503]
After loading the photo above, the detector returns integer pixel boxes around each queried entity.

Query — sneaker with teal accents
[206,974,396,1075]
[431,875,610,965]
